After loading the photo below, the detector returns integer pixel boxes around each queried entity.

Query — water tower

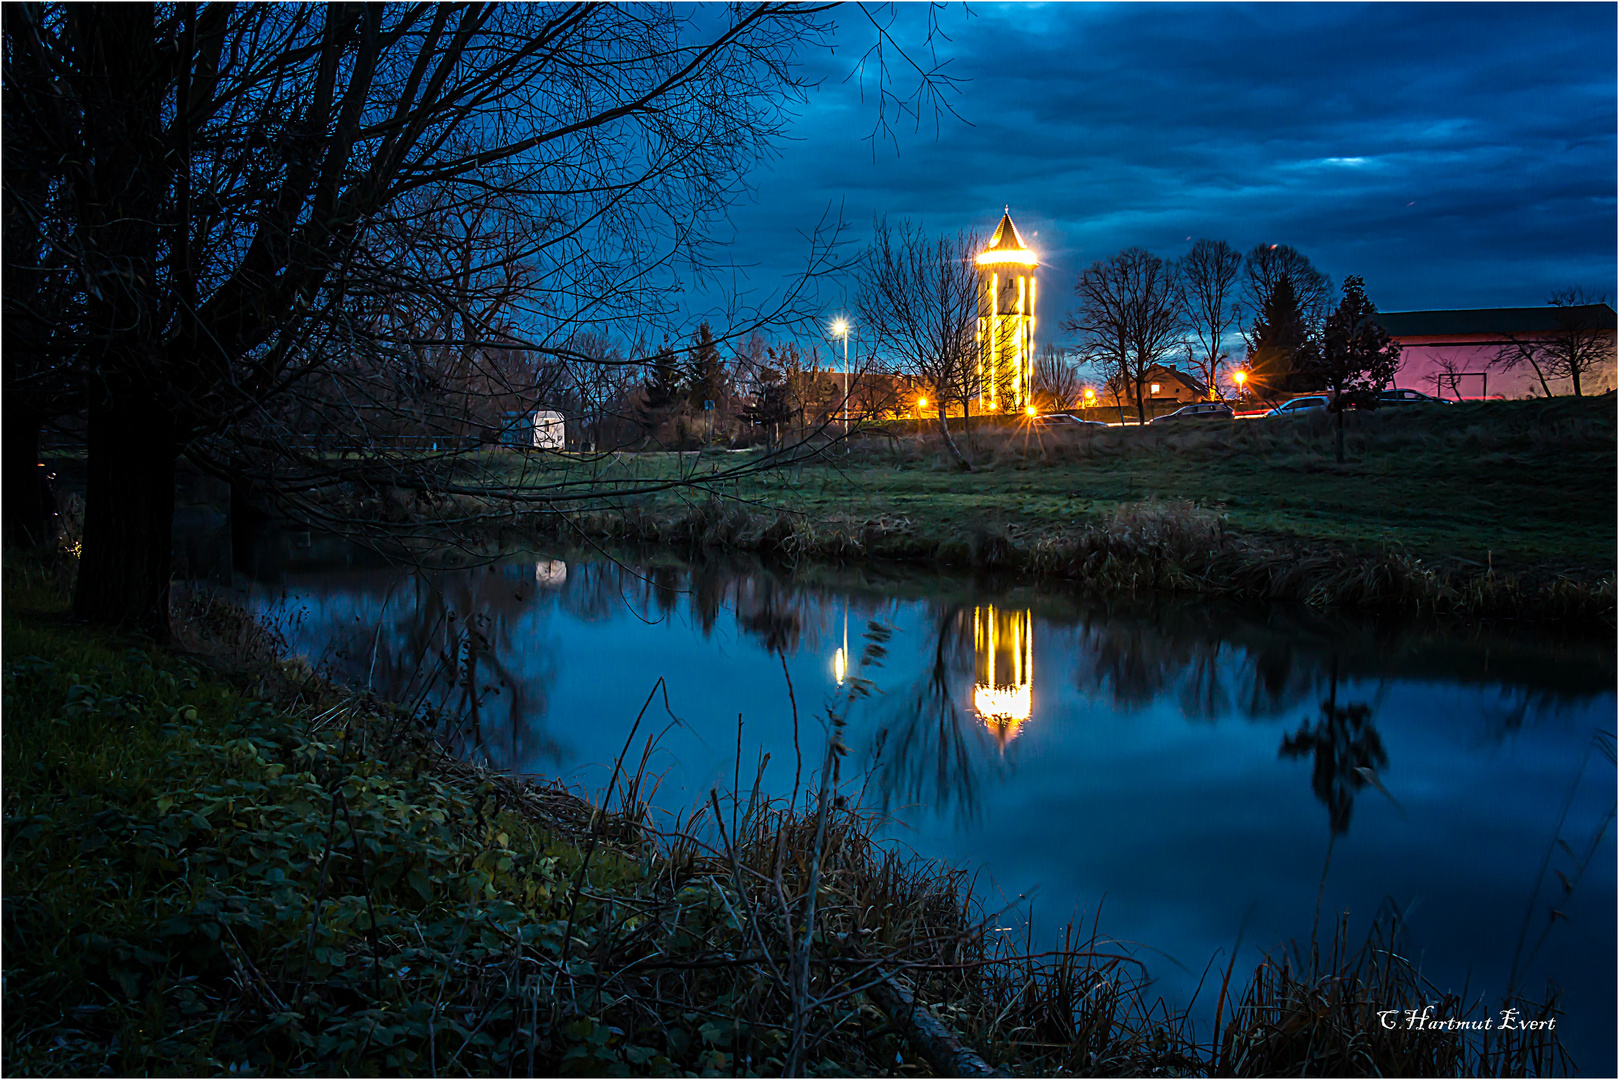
[975,209,1038,413]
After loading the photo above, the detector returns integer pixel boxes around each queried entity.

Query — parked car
[1029,413,1109,429]
[1378,387,1451,406]
[1150,402,1233,424]
[1263,395,1330,418]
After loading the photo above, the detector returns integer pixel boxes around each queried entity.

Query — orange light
[917,396,927,409]
[1083,388,1096,403]
[1234,370,1248,386]
[975,249,1039,267]
[1025,405,1037,417]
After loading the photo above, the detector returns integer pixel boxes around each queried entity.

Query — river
[218,545,1616,1073]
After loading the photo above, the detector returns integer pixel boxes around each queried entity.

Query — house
[1100,364,1207,408]
[1374,305,1617,399]
[1144,365,1208,403]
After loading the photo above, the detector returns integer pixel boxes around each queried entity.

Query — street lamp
[830,318,850,433]
[1233,369,1249,401]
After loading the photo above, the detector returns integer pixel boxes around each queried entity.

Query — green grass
[2,562,1575,1076]
[507,396,1614,578]
[1,577,745,1075]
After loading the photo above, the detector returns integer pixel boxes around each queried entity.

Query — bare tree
[1493,288,1616,398]
[564,333,635,451]
[856,219,979,469]
[1178,238,1242,400]
[1031,342,1081,411]
[1064,248,1183,425]
[1241,243,1333,353]
[5,4,914,637]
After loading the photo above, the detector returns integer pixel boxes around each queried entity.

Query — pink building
[1375,305,1617,400]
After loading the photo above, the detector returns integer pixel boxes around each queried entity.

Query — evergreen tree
[685,322,727,410]
[1246,276,1309,397]
[1296,275,1402,463]
[638,341,683,433]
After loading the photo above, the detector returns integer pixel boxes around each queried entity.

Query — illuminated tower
[971,605,1033,746]
[975,209,1038,413]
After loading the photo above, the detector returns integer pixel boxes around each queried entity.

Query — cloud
[697,1,1615,343]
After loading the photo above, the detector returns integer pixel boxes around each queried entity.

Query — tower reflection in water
[972,605,1032,745]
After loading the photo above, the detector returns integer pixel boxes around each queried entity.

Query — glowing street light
[1083,387,1097,406]
[1233,369,1249,401]
[1024,405,1037,417]
[917,395,927,409]
[830,318,851,432]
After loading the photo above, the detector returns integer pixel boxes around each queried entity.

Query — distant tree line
[1058,239,1360,423]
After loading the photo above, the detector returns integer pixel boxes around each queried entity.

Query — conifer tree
[685,322,727,411]
[1297,275,1402,463]
[638,342,683,434]
[1246,276,1310,398]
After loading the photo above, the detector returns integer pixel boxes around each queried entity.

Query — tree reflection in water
[1278,659,1388,835]
[1069,605,1333,722]
[255,555,1605,837]
[865,604,1014,826]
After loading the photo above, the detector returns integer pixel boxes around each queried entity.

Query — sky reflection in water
[237,554,1616,1073]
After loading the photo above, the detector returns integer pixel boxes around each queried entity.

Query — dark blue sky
[705,2,1616,346]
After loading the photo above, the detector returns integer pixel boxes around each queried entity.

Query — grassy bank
[3,561,1573,1076]
[434,396,1611,624]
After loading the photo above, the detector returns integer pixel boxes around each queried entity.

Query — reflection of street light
[833,602,849,685]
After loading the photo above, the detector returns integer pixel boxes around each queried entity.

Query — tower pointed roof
[978,208,1037,266]
[986,209,1028,252]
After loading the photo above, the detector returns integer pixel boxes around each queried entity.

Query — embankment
[1,557,1572,1076]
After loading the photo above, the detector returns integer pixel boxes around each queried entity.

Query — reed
[531,496,1611,627]
[2,570,1577,1076]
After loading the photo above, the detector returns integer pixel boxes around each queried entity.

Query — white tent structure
[531,410,565,449]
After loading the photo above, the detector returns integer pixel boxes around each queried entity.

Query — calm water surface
[227,551,1616,1073]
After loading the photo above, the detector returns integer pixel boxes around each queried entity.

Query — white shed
[531,410,565,449]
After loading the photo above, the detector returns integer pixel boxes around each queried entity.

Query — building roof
[1145,364,1208,397]
[978,209,1038,268]
[985,210,1028,252]
[1375,304,1617,338]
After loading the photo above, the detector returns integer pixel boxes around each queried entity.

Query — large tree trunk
[73,394,179,640]
[3,404,56,550]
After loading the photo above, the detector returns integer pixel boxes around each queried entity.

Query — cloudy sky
[700,2,1616,346]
